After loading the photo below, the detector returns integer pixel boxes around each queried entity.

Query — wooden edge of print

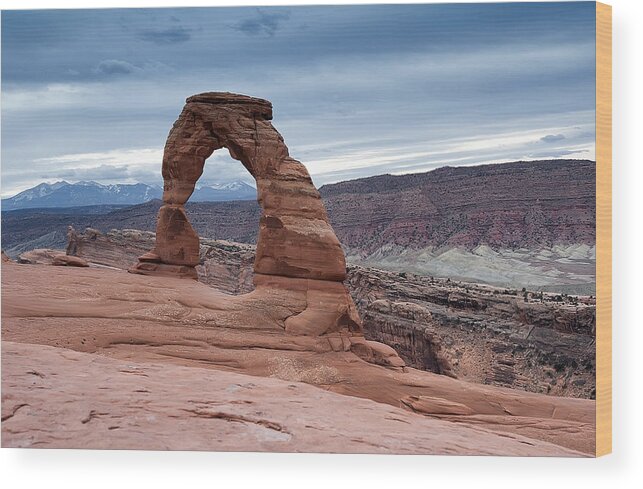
[595,1,612,457]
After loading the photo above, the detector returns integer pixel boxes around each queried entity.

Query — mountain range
[1,180,256,210]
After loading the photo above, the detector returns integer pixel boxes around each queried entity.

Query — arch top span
[185,92,273,120]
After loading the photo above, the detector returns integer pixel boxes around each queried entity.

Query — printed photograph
[1,2,598,456]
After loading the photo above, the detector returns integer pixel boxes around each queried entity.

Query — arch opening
[195,148,257,199]
[182,147,261,246]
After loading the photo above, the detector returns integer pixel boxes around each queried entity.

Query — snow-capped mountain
[192,181,256,202]
[1,181,162,210]
[5,181,71,204]
[1,180,257,210]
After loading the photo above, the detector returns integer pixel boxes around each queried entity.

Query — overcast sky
[1,2,596,197]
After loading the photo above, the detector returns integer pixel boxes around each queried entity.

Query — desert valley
[2,93,596,456]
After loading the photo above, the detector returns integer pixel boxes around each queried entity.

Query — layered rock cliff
[347,266,596,399]
[321,159,595,252]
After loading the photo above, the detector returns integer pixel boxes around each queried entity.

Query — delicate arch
[129,92,407,361]
[131,92,346,282]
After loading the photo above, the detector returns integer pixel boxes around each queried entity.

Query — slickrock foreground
[2,262,595,455]
[2,341,582,455]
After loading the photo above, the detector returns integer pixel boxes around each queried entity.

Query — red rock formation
[131,92,345,281]
[129,92,374,349]
[16,248,88,267]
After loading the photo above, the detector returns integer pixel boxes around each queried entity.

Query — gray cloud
[95,59,138,76]
[138,26,191,44]
[540,133,566,143]
[93,59,173,78]
[40,164,161,186]
[43,164,130,181]
[232,9,290,37]
[527,149,587,159]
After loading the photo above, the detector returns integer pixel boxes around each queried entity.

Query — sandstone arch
[132,92,345,282]
[130,92,389,342]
